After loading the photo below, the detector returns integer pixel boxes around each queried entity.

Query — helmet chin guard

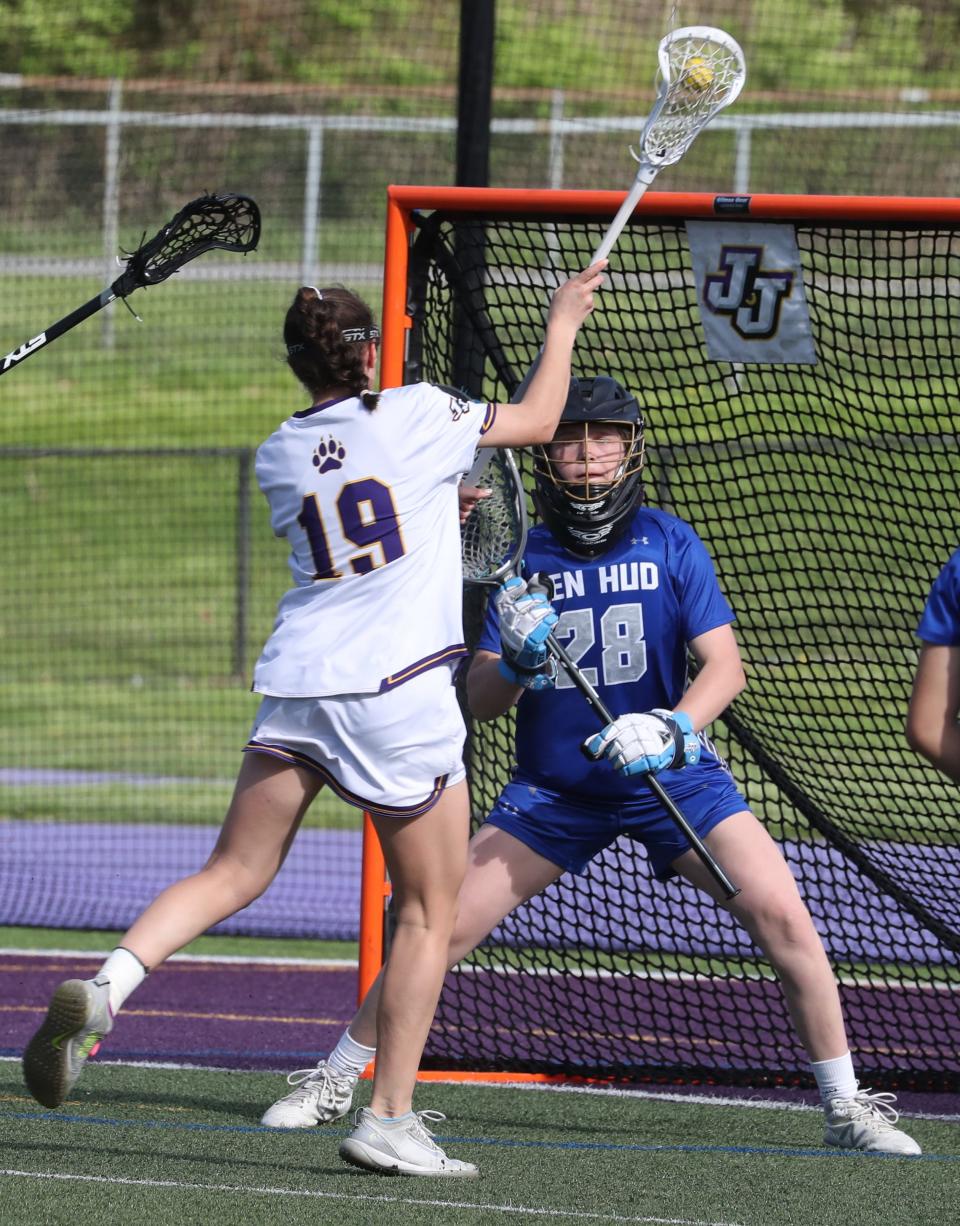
[533,376,646,559]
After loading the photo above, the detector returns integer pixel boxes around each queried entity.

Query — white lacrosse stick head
[635,26,746,169]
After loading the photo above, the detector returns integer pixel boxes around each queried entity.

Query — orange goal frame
[359,185,960,1079]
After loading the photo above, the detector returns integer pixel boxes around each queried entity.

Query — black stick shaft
[542,626,741,900]
[0,288,117,378]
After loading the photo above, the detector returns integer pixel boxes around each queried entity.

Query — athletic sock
[327,1028,377,1079]
[94,946,149,1014]
[372,1111,415,1125]
[811,1051,858,1105]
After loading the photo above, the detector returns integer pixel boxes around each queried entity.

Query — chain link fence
[2,0,959,937]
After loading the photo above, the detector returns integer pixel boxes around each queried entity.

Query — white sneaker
[260,1060,357,1128]
[339,1107,479,1177]
[23,978,114,1109]
[824,1089,922,1155]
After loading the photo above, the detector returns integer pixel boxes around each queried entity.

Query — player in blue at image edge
[907,545,960,784]
[20,264,605,1178]
[260,375,922,1158]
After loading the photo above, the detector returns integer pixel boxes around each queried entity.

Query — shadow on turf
[11,1134,358,1181]
[443,1102,825,1151]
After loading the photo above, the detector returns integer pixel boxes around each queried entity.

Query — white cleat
[339,1107,479,1177]
[824,1089,922,1155]
[260,1060,357,1128]
[23,978,114,1109]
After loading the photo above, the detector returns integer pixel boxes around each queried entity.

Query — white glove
[495,576,558,690]
[584,709,700,776]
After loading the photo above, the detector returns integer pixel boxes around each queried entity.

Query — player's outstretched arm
[906,643,960,783]
[482,261,606,450]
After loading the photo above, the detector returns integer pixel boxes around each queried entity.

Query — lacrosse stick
[527,573,741,900]
[592,25,746,263]
[0,192,261,377]
[461,447,529,588]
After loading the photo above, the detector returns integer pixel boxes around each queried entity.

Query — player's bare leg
[674,810,846,1060]
[361,781,471,1118]
[349,824,562,1049]
[266,824,562,1134]
[24,753,318,1108]
[121,753,319,968]
[675,810,920,1155]
[340,779,485,1174]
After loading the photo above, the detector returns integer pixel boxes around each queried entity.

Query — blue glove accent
[583,709,701,776]
[653,708,701,767]
[495,576,559,671]
[498,654,558,691]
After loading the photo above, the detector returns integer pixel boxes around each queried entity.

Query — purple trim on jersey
[243,739,449,818]
[377,644,468,692]
[917,548,960,646]
[293,394,354,420]
[479,403,497,435]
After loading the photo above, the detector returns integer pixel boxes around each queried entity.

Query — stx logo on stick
[703,245,793,340]
[2,333,46,370]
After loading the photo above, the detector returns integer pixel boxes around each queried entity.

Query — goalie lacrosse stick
[527,574,741,900]
[592,25,746,263]
[0,192,261,377]
[461,447,529,588]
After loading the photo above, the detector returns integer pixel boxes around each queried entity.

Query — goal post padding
[365,187,960,1089]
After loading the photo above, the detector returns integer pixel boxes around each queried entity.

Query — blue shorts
[485,766,749,881]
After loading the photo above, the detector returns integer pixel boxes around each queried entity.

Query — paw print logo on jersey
[312,437,346,475]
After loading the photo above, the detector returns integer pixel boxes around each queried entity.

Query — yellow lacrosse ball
[682,56,714,92]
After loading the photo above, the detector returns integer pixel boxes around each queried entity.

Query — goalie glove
[495,575,559,691]
[583,709,700,776]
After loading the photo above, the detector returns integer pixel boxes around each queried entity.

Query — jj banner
[686,220,817,364]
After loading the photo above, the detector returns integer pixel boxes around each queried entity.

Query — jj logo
[2,333,46,371]
[703,246,793,340]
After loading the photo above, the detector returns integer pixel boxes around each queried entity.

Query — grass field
[2,921,959,1226]
[3,1064,959,1226]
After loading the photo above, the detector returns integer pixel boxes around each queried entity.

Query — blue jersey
[477,507,735,801]
[917,547,960,646]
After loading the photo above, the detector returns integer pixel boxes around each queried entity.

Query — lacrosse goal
[361,186,960,1090]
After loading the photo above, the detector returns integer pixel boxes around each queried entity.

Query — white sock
[94,946,148,1014]
[811,1051,858,1105]
[327,1028,376,1079]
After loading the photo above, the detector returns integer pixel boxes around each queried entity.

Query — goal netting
[383,188,960,1091]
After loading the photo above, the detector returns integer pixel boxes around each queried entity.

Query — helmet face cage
[533,376,647,558]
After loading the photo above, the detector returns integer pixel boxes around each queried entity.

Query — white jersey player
[22,264,606,1178]
[252,381,496,700]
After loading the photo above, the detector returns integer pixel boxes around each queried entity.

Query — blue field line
[0,1046,328,1063]
[4,1109,956,1162]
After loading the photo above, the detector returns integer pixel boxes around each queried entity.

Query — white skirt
[245,664,466,818]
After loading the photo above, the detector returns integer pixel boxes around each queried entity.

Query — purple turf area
[2,953,358,1071]
[3,953,959,1118]
[0,824,361,939]
[2,822,958,965]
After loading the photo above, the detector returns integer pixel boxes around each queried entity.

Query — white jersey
[252,382,495,697]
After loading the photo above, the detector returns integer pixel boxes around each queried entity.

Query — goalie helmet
[532,376,646,558]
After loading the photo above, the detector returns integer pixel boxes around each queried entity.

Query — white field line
[5,948,954,993]
[459,961,958,993]
[0,948,357,968]
[0,1169,741,1225]
[1,1054,956,1122]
